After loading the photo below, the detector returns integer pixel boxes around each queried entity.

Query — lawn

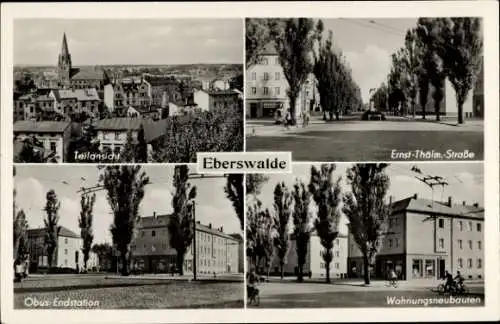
[14,276,243,309]
[246,130,483,161]
[250,290,485,308]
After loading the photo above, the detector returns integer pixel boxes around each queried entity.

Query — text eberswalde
[197,152,292,174]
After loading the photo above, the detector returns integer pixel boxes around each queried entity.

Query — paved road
[250,281,485,308]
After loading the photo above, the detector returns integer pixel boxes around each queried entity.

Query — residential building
[35,71,59,89]
[93,117,143,154]
[13,120,72,163]
[230,234,245,274]
[15,91,57,121]
[51,88,101,118]
[143,74,182,107]
[269,233,348,279]
[348,195,484,280]
[57,33,109,90]
[193,89,240,111]
[26,226,94,272]
[131,213,242,274]
[245,42,321,118]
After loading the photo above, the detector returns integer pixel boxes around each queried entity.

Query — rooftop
[71,67,107,81]
[28,226,80,239]
[14,120,71,133]
[94,117,143,131]
[262,42,278,56]
[205,89,239,96]
[391,196,484,219]
[53,88,100,102]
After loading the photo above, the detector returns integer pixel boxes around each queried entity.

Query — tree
[91,243,113,271]
[246,174,269,196]
[246,18,271,68]
[342,164,391,285]
[225,174,244,230]
[272,182,293,279]
[168,165,197,275]
[402,28,420,118]
[120,131,137,162]
[246,199,274,275]
[442,18,483,124]
[44,190,61,270]
[68,122,101,163]
[272,18,317,124]
[292,180,311,282]
[15,136,46,163]
[308,164,342,283]
[136,124,148,162]
[100,166,149,275]
[79,193,96,271]
[14,210,29,264]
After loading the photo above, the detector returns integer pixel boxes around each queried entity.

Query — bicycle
[386,278,398,288]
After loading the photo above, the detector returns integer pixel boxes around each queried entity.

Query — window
[65,259,68,266]
[389,218,393,228]
[64,238,68,244]
[275,87,280,95]
[263,58,268,65]
[458,258,463,268]
[477,223,482,232]
[395,217,400,227]
[114,132,120,140]
[263,87,269,95]
[467,258,473,268]
[335,262,340,269]
[477,258,482,269]
[425,259,435,277]
[64,249,68,255]
[141,231,145,237]
[438,219,444,228]
[251,72,256,80]
[263,72,269,81]
[477,241,482,250]
[388,239,393,248]
[50,141,56,153]
[251,87,256,95]
[143,244,147,249]
[275,57,279,65]
[152,230,156,237]
[335,239,339,245]
[438,238,444,249]
[459,221,463,231]
[395,238,400,248]
[468,240,472,249]
[275,72,280,80]
[335,251,340,257]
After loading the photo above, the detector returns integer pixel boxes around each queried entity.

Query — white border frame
[2,1,499,323]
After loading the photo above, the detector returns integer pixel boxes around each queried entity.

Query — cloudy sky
[15,165,241,244]
[14,19,243,65]
[256,163,484,236]
[321,18,417,103]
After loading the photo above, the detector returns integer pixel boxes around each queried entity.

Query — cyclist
[444,270,455,292]
[454,271,465,291]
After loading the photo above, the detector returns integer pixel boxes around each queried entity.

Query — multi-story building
[26,226,98,272]
[131,213,242,274]
[193,89,240,112]
[35,71,59,90]
[13,120,72,163]
[269,233,348,279]
[143,74,182,107]
[93,117,143,154]
[51,88,101,118]
[15,91,57,121]
[245,42,320,118]
[348,195,484,280]
[107,78,152,111]
[57,33,109,90]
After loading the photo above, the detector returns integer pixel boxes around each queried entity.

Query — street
[246,117,483,161]
[248,280,485,308]
[14,273,244,309]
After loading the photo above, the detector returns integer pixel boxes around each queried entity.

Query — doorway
[438,259,445,279]
[250,103,257,118]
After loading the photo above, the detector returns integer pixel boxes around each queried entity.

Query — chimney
[413,193,418,199]
[463,201,466,206]
[220,226,224,233]
[448,196,452,207]
[209,223,212,229]
[153,211,156,219]
[473,203,479,208]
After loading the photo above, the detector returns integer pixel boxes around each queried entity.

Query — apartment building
[51,88,101,118]
[131,213,242,274]
[269,233,348,279]
[245,42,320,119]
[348,195,484,280]
[26,226,98,272]
[93,117,143,154]
[13,120,72,163]
[193,89,240,111]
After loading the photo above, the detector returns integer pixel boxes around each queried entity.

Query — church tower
[57,33,72,88]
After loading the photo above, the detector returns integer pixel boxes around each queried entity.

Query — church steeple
[58,32,72,88]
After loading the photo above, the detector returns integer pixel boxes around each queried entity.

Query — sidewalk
[105,273,244,282]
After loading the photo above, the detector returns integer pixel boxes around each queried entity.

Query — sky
[14,19,243,65]
[15,165,241,244]
[320,18,418,103]
[256,163,484,236]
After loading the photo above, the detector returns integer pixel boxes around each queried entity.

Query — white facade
[97,129,138,154]
[56,236,83,269]
[193,90,210,112]
[103,83,115,112]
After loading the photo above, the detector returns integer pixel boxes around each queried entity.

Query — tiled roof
[14,120,71,133]
[392,197,484,219]
[262,42,278,55]
[27,226,80,239]
[53,88,100,102]
[71,67,107,81]
[94,117,143,131]
[207,89,239,96]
